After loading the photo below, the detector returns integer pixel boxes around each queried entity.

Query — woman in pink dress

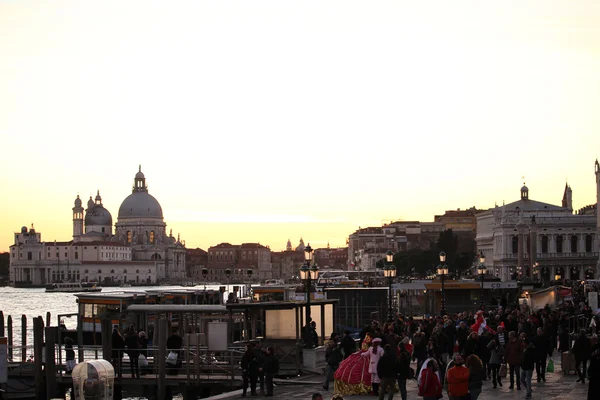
[334,333,378,395]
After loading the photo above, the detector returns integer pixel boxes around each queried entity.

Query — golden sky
[1,1,600,252]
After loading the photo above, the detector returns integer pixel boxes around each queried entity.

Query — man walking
[520,338,536,399]
[572,329,591,384]
[505,331,523,390]
[531,327,549,382]
[446,354,470,400]
[377,344,399,400]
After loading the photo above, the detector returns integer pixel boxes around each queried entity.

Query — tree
[0,252,9,277]
[437,229,458,265]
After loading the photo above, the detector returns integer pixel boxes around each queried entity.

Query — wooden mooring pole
[21,315,27,363]
[33,317,44,399]
[0,311,4,337]
[7,315,13,361]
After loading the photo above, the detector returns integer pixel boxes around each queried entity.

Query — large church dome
[117,166,164,220]
[118,192,163,219]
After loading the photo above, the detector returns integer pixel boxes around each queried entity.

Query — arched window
[127,231,132,243]
[84,269,88,274]
[150,230,155,244]
[586,235,593,253]
[123,269,127,274]
[541,236,548,253]
[148,269,151,273]
[556,236,563,253]
[512,236,518,254]
[571,235,578,253]
[136,269,140,273]
[75,252,79,259]
[98,269,102,274]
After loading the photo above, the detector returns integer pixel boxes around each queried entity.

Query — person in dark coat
[572,329,591,383]
[64,337,76,373]
[323,340,343,391]
[241,344,259,397]
[531,327,549,382]
[166,328,183,375]
[125,327,140,378]
[588,338,600,400]
[138,331,149,375]
[262,347,279,397]
[477,330,491,380]
[396,342,411,400]
[341,330,356,359]
[111,326,126,378]
[456,322,469,353]
[463,332,479,359]
[253,342,266,394]
[520,338,536,400]
[376,345,398,400]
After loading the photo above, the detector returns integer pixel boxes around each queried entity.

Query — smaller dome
[21,226,28,233]
[521,185,528,192]
[85,205,113,227]
[87,197,94,209]
[74,195,82,208]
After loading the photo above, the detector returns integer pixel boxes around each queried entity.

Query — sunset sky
[1,1,600,252]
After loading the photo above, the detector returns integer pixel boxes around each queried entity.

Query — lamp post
[477,252,487,310]
[300,244,319,348]
[384,250,397,322]
[437,251,449,316]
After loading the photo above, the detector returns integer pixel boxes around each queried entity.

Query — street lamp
[300,244,319,348]
[478,252,487,310]
[437,251,449,316]
[384,250,396,322]
[534,261,539,282]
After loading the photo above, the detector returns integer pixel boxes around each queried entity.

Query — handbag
[546,358,554,373]
[499,363,507,378]
[166,351,178,365]
[138,354,149,367]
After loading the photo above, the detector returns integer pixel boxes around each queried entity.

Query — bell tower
[72,195,84,240]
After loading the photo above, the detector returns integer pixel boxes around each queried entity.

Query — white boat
[264,279,285,285]
[316,270,365,289]
[45,282,102,293]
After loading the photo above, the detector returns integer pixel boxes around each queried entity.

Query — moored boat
[45,282,102,293]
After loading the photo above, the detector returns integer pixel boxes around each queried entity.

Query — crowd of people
[321,305,600,400]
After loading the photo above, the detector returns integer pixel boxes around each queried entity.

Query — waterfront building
[347,221,447,270]
[476,161,599,282]
[206,242,272,281]
[9,167,186,286]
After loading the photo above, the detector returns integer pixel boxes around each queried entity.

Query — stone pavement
[208,354,590,400]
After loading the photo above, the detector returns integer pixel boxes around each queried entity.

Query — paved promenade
[209,354,589,400]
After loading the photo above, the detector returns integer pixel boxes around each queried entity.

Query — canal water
[0,285,245,400]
